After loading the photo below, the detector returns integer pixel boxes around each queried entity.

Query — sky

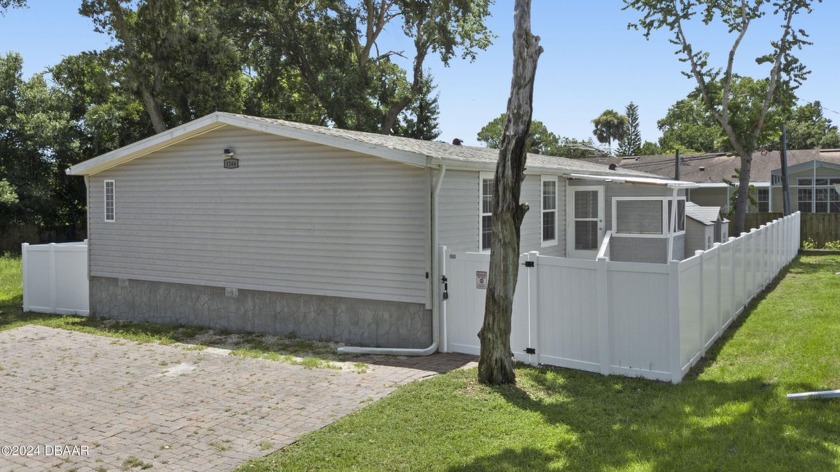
[1,1,839,147]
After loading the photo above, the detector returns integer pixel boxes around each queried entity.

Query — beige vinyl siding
[88,126,429,304]
[436,170,479,252]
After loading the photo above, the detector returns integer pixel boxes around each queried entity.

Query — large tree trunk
[733,151,753,234]
[477,0,542,386]
[140,85,168,134]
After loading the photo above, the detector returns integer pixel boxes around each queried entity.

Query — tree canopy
[616,102,642,156]
[657,79,837,153]
[592,109,628,155]
[478,114,603,158]
[226,0,492,135]
[785,101,840,150]
[1,0,492,241]
[477,114,560,155]
[624,0,821,232]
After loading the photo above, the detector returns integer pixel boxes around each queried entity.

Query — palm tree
[592,109,629,155]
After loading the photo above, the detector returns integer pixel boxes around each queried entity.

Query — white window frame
[757,188,770,212]
[479,172,494,252]
[541,176,558,247]
[104,180,115,222]
[611,196,686,238]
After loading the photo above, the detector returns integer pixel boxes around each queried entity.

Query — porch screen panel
[575,190,598,219]
[574,190,599,250]
[616,200,662,234]
[575,221,598,250]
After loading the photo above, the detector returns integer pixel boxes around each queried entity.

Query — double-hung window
[104,180,115,222]
[757,188,769,212]
[541,176,557,246]
[480,173,493,251]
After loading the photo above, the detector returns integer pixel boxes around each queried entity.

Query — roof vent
[452,138,463,146]
[699,166,705,171]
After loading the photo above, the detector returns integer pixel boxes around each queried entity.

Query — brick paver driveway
[0,325,474,471]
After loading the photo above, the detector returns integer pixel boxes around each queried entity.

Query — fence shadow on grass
[450,370,838,472]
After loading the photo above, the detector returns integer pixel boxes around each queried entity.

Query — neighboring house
[585,149,840,215]
[67,112,691,348]
[684,202,729,257]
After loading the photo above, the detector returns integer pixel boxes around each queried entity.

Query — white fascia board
[568,173,696,188]
[67,114,229,176]
[68,112,430,177]
[217,114,429,168]
[693,181,771,188]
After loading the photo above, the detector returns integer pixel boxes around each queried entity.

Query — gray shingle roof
[69,112,671,180]
[234,113,660,179]
[583,149,840,184]
[685,202,726,225]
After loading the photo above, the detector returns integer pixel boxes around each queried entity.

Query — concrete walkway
[0,325,475,471]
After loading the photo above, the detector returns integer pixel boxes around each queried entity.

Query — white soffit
[568,173,699,189]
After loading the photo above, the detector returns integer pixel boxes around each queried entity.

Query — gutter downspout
[338,163,446,356]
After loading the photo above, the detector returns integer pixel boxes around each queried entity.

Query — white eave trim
[691,181,771,188]
[67,112,430,176]
[568,173,698,189]
[67,115,229,176]
[217,113,428,168]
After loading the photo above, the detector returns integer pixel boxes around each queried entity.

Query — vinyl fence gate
[440,213,800,383]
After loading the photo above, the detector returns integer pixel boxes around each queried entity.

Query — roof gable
[685,202,726,225]
[586,149,840,184]
[68,112,667,181]
[770,159,840,176]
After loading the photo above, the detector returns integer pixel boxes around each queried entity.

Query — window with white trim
[541,176,557,246]
[480,174,493,251]
[104,180,115,222]
[667,199,686,232]
[612,197,685,237]
[797,188,812,213]
[793,176,840,213]
[757,188,769,212]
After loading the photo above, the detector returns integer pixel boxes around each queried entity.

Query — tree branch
[753,2,796,144]
[721,0,751,126]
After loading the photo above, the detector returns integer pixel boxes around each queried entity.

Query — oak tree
[623,0,821,233]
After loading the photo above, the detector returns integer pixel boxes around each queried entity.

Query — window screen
[104,180,115,222]
[481,177,493,250]
[542,179,557,242]
[616,200,662,234]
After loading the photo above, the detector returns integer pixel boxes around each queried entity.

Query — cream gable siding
[435,170,565,256]
[87,126,429,304]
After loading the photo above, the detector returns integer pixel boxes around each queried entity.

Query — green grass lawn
[238,255,840,472]
[2,254,839,471]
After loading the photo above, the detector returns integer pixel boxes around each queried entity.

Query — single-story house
[684,202,729,257]
[585,149,840,214]
[67,112,693,349]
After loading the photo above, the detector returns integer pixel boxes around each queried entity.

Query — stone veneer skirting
[90,277,432,348]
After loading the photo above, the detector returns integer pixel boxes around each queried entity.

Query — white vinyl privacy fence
[441,212,800,383]
[22,241,89,316]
